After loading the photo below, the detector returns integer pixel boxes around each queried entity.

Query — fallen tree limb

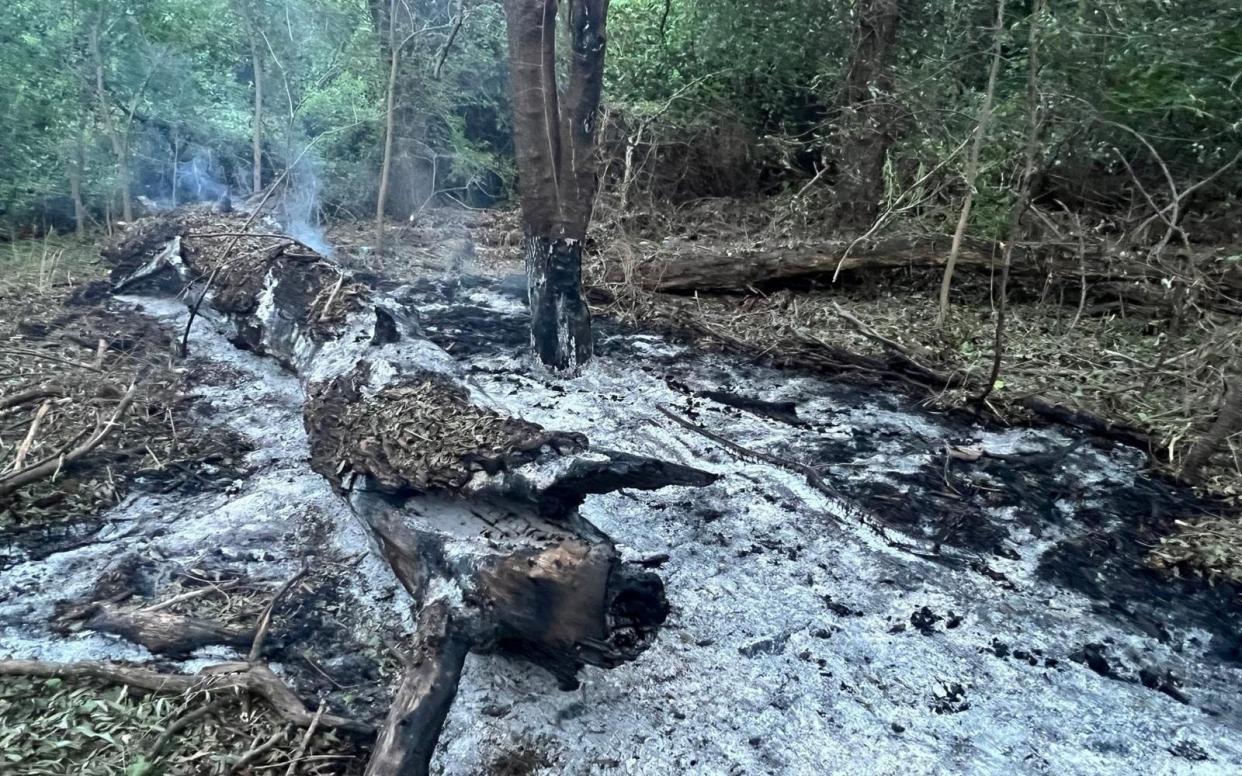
[622,234,1242,316]
[0,387,62,413]
[0,660,372,735]
[78,602,256,657]
[623,234,987,292]
[365,602,469,776]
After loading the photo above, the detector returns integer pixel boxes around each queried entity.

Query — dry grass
[0,237,245,528]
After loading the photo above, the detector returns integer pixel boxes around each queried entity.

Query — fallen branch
[230,725,290,773]
[364,602,468,776]
[0,387,62,413]
[656,404,848,506]
[147,699,228,763]
[249,569,307,663]
[656,404,973,563]
[0,660,372,736]
[10,400,51,472]
[285,700,327,776]
[831,302,919,358]
[79,602,256,657]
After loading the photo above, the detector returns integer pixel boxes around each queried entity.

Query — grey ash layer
[2,276,1239,775]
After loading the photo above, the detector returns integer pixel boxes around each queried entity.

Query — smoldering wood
[104,210,716,773]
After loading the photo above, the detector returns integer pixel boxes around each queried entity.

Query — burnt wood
[105,212,713,773]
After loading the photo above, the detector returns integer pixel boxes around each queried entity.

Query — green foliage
[607,0,846,129]
[0,0,1238,230]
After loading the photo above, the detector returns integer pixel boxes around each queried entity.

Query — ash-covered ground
[411,275,1242,775]
[3,265,1241,775]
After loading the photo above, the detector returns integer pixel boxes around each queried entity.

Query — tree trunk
[938,0,1006,326]
[503,0,610,371]
[370,0,433,225]
[526,234,593,370]
[835,0,899,229]
[89,19,133,223]
[977,0,1044,410]
[376,8,400,236]
[251,39,264,194]
[69,126,86,239]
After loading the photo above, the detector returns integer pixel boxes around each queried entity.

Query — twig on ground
[147,699,228,762]
[249,568,307,663]
[0,387,62,413]
[284,701,327,776]
[10,401,51,472]
[655,404,849,506]
[231,726,291,773]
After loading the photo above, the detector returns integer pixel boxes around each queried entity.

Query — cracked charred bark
[107,213,715,774]
[503,0,610,371]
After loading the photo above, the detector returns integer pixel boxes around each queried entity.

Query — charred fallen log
[104,210,715,774]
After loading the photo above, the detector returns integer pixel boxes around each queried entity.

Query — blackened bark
[364,603,468,776]
[504,0,610,370]
[525,234,592,370]
[836,0,900,229]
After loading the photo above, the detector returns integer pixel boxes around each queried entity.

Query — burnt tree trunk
[836,0,900,229]
[526,235,593,369]
[504,0,610,371]
[107,212,714,773]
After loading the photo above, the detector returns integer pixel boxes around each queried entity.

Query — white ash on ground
[3,272,1241,775]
